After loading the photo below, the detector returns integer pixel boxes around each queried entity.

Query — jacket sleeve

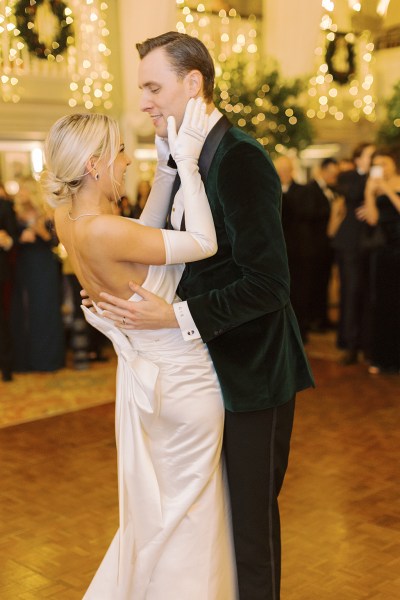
[186,141,291,343]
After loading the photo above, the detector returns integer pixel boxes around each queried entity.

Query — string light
[307,1,376,123]
[175,1,260,73]
[376,0,391,17]
[0,0,23,102]
[348,0,362,11]
[175,1,312,152]
[0,0,113,109]
[68,0,113,110]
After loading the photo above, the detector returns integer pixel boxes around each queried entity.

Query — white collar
[207,107,223,134]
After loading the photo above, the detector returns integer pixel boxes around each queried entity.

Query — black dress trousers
[223,396,296,600]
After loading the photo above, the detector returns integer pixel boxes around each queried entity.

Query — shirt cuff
[173,301,201,341]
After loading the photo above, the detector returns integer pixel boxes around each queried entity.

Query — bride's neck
[70,190,113,216]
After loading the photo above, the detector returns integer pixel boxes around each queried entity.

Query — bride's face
[97,141,131,202]
[112,141,131,199]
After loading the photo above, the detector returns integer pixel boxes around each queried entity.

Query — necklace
[68,211,101,221]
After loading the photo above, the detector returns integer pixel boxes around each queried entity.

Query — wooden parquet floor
[0,349,117,429]
[0,335,399,599]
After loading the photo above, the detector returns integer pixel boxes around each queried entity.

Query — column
[262,0,323,78]
[117,0,176,198]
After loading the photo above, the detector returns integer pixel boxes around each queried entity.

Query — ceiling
[191,0,399,23]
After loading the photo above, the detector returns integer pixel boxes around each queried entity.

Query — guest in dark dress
[275,156,314,342]
[0,187,18,381]
[356,146,400,375]
[132,179,151,219]
[304,158,340,332]
[117,195,136,218]
[11,179,65,372]
[333,143,375,364]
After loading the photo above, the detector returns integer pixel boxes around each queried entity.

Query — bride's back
[55,205,149,303]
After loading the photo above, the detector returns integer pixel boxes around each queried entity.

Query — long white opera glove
[161,98,217,265]
[139,135,177,228]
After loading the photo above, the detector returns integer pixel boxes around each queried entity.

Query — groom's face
[138,47,193,138]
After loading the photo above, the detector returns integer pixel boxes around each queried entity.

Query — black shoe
[368,364,400,375]
[2,369,13,382]
[340,350,358,366]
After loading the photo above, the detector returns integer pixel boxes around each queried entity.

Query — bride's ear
[85,157,99,181]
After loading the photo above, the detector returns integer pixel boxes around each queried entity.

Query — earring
[95,172,99,181]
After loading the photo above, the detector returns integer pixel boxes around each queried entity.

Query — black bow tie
[167,154,177,169]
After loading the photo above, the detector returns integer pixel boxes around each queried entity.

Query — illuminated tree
[215,58,314,154]
[377,80,400,145]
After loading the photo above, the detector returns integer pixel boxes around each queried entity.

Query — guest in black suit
[0,188,18,381]
[275,156,314,342]
[338,157,355,173]
[305,158,339,332]
[332,143,375,364]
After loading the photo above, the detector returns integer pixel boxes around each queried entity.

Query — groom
[99,32,314,600]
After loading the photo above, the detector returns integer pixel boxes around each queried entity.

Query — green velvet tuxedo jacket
[177,124,314,412]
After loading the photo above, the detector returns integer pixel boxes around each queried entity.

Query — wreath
[326,33,355,85]
[15,0,73,60]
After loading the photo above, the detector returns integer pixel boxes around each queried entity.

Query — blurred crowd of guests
[0,177,151,382]
[275,143,400,375]
[1,178,64,382]
[1,149,399,383]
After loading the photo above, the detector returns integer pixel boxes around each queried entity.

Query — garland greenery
[377,80,400,145]
[325,33,355,86]
[214,58,313,154]
[14,0,73,60]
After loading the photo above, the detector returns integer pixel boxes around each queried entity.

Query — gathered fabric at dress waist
[81,297,207,365]
[123,327,192,355]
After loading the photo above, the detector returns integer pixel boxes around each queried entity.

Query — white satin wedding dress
[81,262,237,600]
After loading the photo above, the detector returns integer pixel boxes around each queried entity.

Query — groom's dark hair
[136,31,215,103]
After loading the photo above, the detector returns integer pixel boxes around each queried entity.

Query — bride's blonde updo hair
[41,113,120,208]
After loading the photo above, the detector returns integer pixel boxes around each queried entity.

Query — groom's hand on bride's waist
[98,282,178,330]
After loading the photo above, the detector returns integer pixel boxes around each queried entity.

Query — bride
[41,99,237,599]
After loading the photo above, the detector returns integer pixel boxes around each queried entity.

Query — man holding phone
[369,164,384,180]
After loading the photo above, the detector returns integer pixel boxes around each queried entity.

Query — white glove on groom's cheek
[161,97,216,265]
[167,98,208,164]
